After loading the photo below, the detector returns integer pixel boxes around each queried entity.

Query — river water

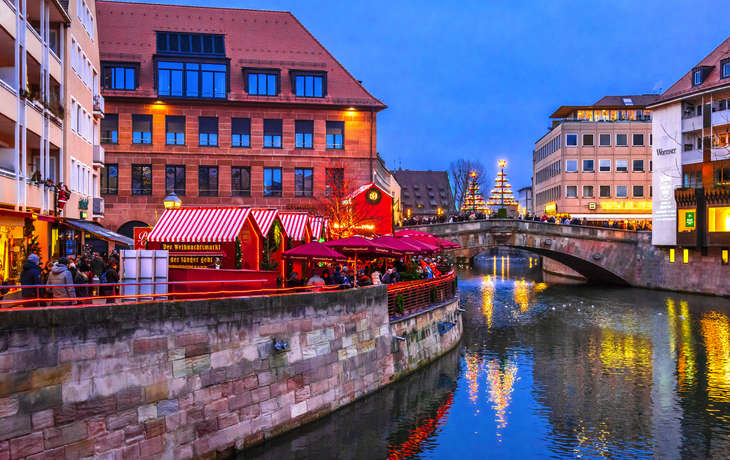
[243,258,730,459]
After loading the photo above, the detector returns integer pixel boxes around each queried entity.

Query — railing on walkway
[387,271,456,319]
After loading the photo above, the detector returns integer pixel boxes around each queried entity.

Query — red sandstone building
[95,1,386,236]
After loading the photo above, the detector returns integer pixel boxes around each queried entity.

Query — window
[263,119,282,148]
[158,61,226,99]
[582,159,594,172]
[599,159,611,172]
[722,249,729,265]
[583,134,594,146]
[100,164,118,195]
[263,168,282,197]
[599,185,611,198]
[295,168,313,197]
[616,185,628,198]
[632,133,644,146]
[231,118,251,147]
[599,134,611,146]
[633,159,644,172]
[295,120,314,149]
[103,65,136,90]
[616,134,628,147]
[132,115,152,144]
[166,116,185,145]
[165,165,186,195]
[292,72,325,97]
[198,166,218,196]
[650,134,653,146]
[694,71,702,86]
[566,160,578,172]
[231,167,251,197]
[246,71,278,96]
[132,165,152,195]
[156,33,225,55]
[714,168,730,184]
[616,160,628,172]
[100,114,118,144]
[723,59,730,79]
[566,185,577,198]
[683,248,689,264]
[566,134,578,146]
[669,248,675,263]
[633,185,644,197]
[650,161,653,172]
[582,185,594,198]
[326,121,344,149]
[325,168,344,197]
[199,117,218,146]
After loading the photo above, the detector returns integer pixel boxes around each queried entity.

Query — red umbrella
[399,233,460,250]
[398,237,439,254]
[438,238,460,249]
[282,241,348,263]
[373,236,420,256]
[324,236,400,257]
[395,229,434,237]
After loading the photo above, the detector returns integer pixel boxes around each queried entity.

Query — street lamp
[163,192,182,210]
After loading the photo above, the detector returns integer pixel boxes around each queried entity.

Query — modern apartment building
[95,2,387,237]
[0,0,107,277]
[533,95,657,222]
[650,36,730,255]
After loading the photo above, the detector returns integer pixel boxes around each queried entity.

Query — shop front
[60,219,134,257]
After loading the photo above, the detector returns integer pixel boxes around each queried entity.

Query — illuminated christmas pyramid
[487,171,518,207]
[461,172,488,212]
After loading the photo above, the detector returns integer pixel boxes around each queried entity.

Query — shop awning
[148,207,251,243]
[251,209,279,236]
[63,219,134,246]
[279,213,309,241]
[569,214,653,221]
[308,216,328,240]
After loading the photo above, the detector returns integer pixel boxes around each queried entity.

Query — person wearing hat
[20,254,42,307]
[46,257,76,306]
[102,261,120,304]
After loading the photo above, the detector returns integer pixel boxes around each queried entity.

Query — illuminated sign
[544,203,557,214]
[169,255,218,268]
[162,243,222,251]
[599,201,653,210]
[588,202,596,210]
[685,211,695,228]
[365,188,383,205]
[134,227,150,250]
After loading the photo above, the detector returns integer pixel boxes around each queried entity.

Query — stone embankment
[0,285,461,459]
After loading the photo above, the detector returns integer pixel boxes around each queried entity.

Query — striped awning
[251,209,279,236]
[148,207,251,243]
[279,213,309,241]
[309,216,325,240]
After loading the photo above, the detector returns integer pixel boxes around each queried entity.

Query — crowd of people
[399,211,652,231]
[18,251,121,307]
[287,255,450,290]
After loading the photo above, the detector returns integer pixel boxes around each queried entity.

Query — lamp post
[163,192,182,210]
[498,160,506,209]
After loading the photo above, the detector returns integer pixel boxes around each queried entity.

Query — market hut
[251,209,288,280]
[146,207,260,270]
[279,212,312,279]
[308,216,329,242]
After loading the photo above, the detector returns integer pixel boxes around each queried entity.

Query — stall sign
[685,212,695,228]
[588,202,596,210]
[600,201,653,210]
[134,227,150,250]
[169,254,218,268]
[544,203,557,214]
[162,243,222,252]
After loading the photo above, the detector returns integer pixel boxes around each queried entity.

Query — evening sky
[119,0,729,189]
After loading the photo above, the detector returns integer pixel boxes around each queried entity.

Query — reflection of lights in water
[699,311,730,402]
[514,279,530,312]
[465,354,483,403]
[501,256,505,280]
[493,256,496,277]
[387,393,454,460]
[666,299,678,359]
[485,356,519,430]
[533,282,548,294]
[678,300,695,390]
[482,275,494,328]
[599,328,652,377]
[529,257,533,269]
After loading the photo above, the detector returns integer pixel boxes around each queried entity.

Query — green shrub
[395,294,405,315]
[496,208,508,218]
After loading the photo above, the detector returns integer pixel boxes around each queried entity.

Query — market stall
[279,212,312,279]
[251,209,288,280]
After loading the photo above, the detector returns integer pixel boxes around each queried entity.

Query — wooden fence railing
[386,271,456,319]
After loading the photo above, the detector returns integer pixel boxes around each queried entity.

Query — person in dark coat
[102,261,119,304]
[332,267,346,286]
[321,268,333,286]
[73,265,90,300]
[20,254,42,307]
[287,271,302,288]
[90,253,105,278]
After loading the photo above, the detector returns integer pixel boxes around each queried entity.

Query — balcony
[0,79,17,123]
[93,144,104,166]
[93,94,104,118]
[93,197,104,217]
[0,0,16,38]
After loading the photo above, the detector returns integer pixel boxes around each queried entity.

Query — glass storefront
[708,207,730,232]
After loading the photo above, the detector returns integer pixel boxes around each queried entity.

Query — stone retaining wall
[0,286,461,459]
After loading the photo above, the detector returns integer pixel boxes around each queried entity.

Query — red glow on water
[387,393,454,459]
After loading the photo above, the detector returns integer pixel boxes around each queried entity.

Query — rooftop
[549,94,660,118]
[393,169,455,213]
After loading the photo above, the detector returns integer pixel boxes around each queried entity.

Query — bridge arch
[408,220,640,286]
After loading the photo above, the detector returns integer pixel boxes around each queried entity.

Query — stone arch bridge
[409,220,643,285]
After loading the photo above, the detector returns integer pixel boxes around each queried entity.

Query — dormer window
[692,66,713,86]
[291,71,326,98]
[694,70,702,85]
[722,59,730,79]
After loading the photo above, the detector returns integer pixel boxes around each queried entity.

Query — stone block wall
[0,285,461,459]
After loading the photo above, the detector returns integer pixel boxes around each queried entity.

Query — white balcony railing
[93,94,104,117]
[93,144,104,166]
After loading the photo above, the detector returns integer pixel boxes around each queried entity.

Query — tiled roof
[96,1,386,109]
[393,169,455,214]
[592,95,659,107]
[650,37,730,106]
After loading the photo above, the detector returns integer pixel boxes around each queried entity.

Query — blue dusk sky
[123,0,728,189]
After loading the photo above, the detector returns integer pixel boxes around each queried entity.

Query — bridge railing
[386,271,456,319]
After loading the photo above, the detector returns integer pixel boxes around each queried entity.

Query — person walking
[20,254,42,307]
[46,257,76,306]
[73,265,90,301]
[101,261,119,304]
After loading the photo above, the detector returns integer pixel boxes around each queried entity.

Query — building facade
[393,169,455,219]
[533,95,657,222]
[0,0,104,277]
[650,36,730,256]
[95,2,386,237]
[517,186,533,214]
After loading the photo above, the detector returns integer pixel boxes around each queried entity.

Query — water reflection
[242,257,730,459]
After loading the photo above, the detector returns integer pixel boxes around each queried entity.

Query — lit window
[616,185,628,198]
[708,207,730,232]
[669,248,675,263]
[722,249,729,265]
[683,249,689,264]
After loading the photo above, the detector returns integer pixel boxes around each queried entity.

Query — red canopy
[398,237,439,254]
[397,233,460,250]
[373,236,420,256]
[395,229,434,237]
[324,236,399,257]
[438,238,460,249]
[282,241,347,263]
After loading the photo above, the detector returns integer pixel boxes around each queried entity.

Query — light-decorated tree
[461,172,488,213]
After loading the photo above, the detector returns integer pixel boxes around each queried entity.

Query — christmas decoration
[487,166,518,209]
[460,172,488,212]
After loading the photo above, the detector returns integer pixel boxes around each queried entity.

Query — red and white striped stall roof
[251,209,279,236]
[308,216,328,240]
[148,207,251,243]
[279,213,309,241]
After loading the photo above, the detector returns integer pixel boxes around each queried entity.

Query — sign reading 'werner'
[655,148,677,156]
